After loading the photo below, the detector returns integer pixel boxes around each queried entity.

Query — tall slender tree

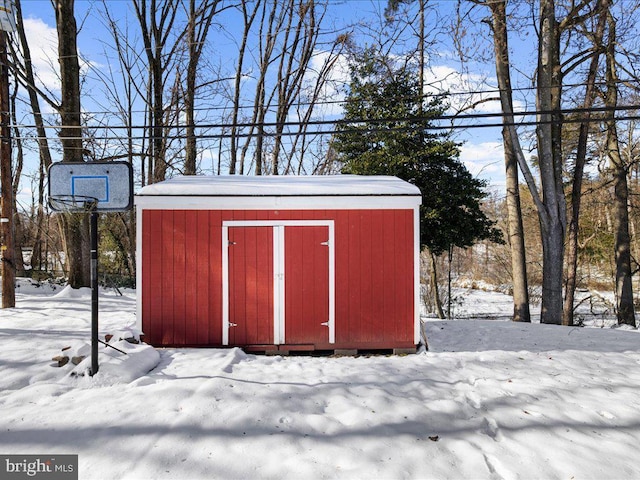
[133,0,180,184]
[12,0,54,273]
[0,30,14,307]
[562,0,609,326]
[604,9,635,327]
[183,0,222,175]
[271,0,318,174]
[229,0,261,175]
[532,0,566,324]
[55,0,90,288]
[484,0,531,322]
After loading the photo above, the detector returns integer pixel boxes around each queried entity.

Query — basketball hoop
[49,194,99,213]
[46,161,133,378]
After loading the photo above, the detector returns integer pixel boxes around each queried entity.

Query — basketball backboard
[48,161,133,212]
[0,0,17,33]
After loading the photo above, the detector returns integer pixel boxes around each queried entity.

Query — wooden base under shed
[240,344,417,356]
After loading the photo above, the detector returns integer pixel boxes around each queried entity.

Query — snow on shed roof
[136,175,421,197]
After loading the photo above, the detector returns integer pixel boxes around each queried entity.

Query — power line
[10,79,640,120]
[6,103,640,136]
[11,75,640,118]
[8,112,640,144]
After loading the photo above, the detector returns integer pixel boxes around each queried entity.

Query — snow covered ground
[1,280,640,479]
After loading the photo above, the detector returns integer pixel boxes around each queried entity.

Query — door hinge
[321,321,329,327]
[228,241,236,246]
[229,322,238,327]
[321,241,330,246]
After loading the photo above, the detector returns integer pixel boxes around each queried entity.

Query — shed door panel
[284,226,330,344]
[228,227,274,345]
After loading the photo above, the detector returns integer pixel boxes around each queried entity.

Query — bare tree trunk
[252,0,283,175]
[487,0,530,322]
[10,83,24,274]
[133,0,179,183]
[605,11,636,327]
[419,0,424,96]
[562,0,608,326]
[447,247,453,319]
[123,211,136,280]
[430,250,445,319]
[183,0,220,175]
[13,0,55,272]
[100,4,138,168]
[151,34,166,183]
[55,0,82,162]
[0,32,14,307]
[504,136,530,323]
[183,0,198,175]
[55,0,90,288]
[536,0,566,325]
[286,19,345,175]
[272,0,319,174]
[229,1,260,174]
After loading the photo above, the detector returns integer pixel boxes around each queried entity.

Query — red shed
[135,175,422,353]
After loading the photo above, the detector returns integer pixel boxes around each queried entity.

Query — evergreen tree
[333,49,502,256]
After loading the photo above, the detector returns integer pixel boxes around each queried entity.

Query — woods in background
[2,0,640,328]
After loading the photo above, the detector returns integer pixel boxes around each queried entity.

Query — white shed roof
[136,175,421,197]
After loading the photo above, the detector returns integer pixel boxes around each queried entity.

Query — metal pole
[90,209,99,376]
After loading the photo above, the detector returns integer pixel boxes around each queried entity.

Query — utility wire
[8,111,640,143]
[9,75,640,117]
[6,102,640,135]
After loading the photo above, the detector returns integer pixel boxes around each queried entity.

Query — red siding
[141,210,159,344]
[141,208,415,349]
[142,210,224,346]
[332,209,414,345]
[161,211,175,345]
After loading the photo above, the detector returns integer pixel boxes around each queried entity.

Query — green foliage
[333,48,502,256]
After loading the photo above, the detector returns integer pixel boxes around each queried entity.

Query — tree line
[1,0,639,330]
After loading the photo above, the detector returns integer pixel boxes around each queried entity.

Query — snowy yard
[1,280,640,479]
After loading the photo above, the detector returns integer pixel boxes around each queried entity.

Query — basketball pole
[90,208,99,376]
